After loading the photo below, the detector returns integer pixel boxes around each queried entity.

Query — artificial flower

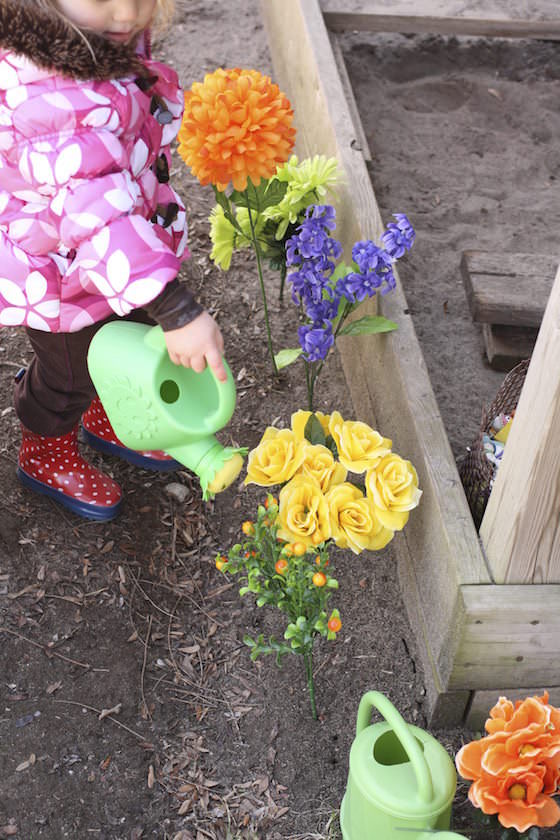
[296,443,347,493]
[325,482,393,554]
[328,411,392,474]
[178,67,296,191]
[209,205,266,269]
[245,427,306,487]
[366,452,421,531]
[265,154,340,239]
[456,693,560,833]
[277,475,331,547]
[291,409,331,441]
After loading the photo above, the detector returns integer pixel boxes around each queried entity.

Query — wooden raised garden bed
[260,0,560,727]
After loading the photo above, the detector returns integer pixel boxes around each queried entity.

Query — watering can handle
[144,325,235,416]
[356,690,434,804]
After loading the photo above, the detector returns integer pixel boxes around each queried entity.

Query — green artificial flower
[264,154,340,239]
[209,205,266,270]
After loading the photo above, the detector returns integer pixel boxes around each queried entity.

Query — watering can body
[340,691,457,840]
[87,321,245,498]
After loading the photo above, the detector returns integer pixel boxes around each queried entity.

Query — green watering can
[87,322,246,499]
[340,691,458,840]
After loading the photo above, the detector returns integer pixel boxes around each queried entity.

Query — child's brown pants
[13,310,154,437]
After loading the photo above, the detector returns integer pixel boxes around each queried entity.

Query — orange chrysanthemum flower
[178,67,296,192]
[456,693,560,834]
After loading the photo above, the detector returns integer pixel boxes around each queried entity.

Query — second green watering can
[87,322,246,499]
[340,691,457,840]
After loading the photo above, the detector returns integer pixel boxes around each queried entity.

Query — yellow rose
[328,411,392,473]
[325,482,393,554]
[296,443,347,492]
[277,475,332,547]
[366,453,422,531]
[245,427,306,487]
[291,410,331,441]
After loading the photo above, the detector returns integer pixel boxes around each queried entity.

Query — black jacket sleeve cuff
[144,278,204,332]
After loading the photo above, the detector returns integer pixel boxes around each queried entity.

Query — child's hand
[163,312,228,382]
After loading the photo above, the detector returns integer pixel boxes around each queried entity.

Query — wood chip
[15,753,36,772]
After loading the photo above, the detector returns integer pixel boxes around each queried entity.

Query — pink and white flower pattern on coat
[0,51,189,333]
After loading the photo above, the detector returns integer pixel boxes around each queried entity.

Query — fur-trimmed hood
[0,0,146,80]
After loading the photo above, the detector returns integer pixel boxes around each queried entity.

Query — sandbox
[260,0,560,726]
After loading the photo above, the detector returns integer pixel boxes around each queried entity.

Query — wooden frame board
[259,0,560,725]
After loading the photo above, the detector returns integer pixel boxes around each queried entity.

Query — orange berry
[312,572,327,587]
[215,556,227,571]
[291,542,307,557]
[275,558,288,575]
[242,521,255,536]
[328,616,342,633]
[264,496,278,509]
[312,532,323,546]
[282,544,293,556]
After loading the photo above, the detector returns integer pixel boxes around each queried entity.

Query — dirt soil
[2,3,560,840]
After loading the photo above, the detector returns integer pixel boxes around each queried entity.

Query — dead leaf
[147,764,155,789]
[36,565,45,582]
[100,540,115,555]
[46,681,62,695]
[0,824,18,837]
[100,756,111,771]
[177,799,192,816]
[488,87,503,100]
[15,753,36,772]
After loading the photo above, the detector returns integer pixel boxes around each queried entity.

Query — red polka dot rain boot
[18,424,122,521]
[81,396,179,471]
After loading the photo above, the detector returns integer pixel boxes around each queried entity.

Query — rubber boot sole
[17,467,122,521]
[81,428,180,472]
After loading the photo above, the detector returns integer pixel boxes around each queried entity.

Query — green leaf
[324,434,338,458]
[212,187,242,232]
[274,347,303,370]
[304,414,326,446]
[338,315,398,337]
[230,178,288,213]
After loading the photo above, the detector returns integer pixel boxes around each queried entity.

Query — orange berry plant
[216,408,421,719]
[456,692,560,839]
[216,494,341,720]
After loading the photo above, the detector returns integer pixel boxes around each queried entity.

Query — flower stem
[305,362,314,411]
[279,263,287,304]
[247,202,278,376]
[304,649,318,720]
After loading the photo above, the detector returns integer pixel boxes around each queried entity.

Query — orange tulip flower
[178,67,296,192]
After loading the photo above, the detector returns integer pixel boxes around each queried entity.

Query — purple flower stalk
[298,322,334,362]
[381,213,415,259]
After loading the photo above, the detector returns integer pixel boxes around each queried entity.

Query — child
[0,0,228,520]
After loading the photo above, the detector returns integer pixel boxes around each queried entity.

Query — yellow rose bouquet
[216,410,421,718]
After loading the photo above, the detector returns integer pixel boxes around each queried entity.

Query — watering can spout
[87,322,246,498]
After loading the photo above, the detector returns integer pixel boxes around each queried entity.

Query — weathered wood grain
[461,251,557,328]
[454,584,560,688]
[320,0,560,39]
[480,266,560,583]
[467,686,560,730]
[482,323,538,371]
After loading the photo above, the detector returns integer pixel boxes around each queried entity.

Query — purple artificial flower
[288,260,333,306]
[285,204,342,267]
[305,294,340,325]
[298,322,334,362]
[381,213,415,259]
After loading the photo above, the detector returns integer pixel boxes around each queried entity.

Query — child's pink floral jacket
[0,1,195,333]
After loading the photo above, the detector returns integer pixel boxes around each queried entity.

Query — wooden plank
[320,0,560,40]
[453,584,560,689]
[483,323,538,372]
[480,266,560,583]
[260,0,490,716]
[461,251,557,328]
[467,686,560,730]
